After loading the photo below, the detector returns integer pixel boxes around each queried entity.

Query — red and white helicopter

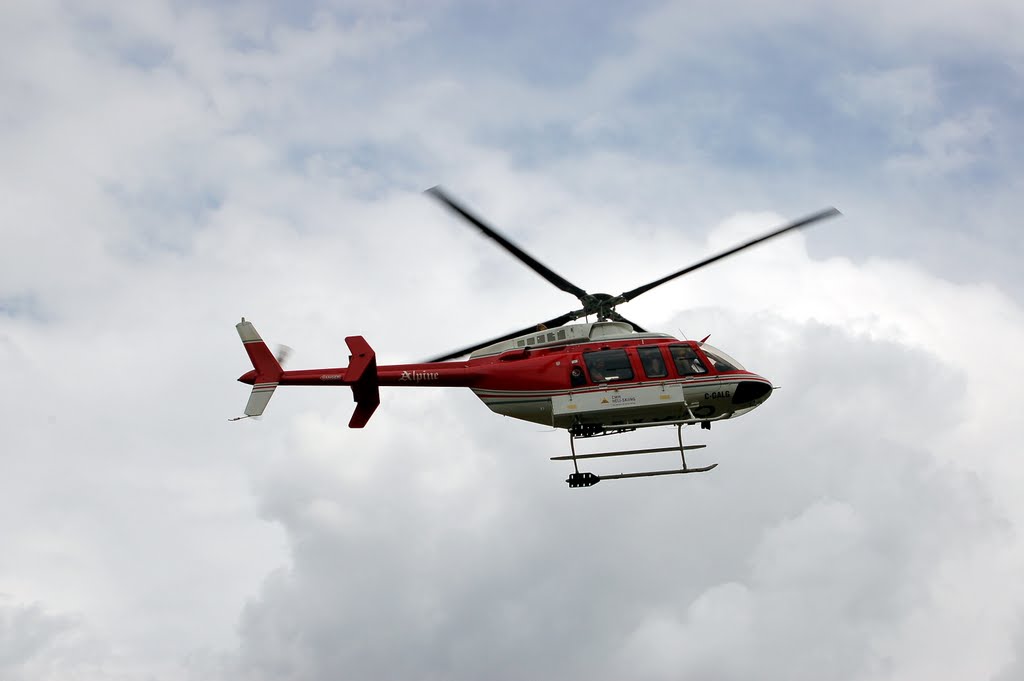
[235,188,840,487]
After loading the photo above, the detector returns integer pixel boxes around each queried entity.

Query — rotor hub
[581,293,618,320]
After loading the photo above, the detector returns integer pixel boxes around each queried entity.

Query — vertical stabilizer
[235,318,283,418]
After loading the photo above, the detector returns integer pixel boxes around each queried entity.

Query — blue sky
[1,2,1023,680]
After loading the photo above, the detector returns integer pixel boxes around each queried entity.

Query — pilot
[590,359,607,382]
[672,346,707,375]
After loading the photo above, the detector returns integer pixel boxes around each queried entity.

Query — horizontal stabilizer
[244,382,278,417]
[345,336,380,428]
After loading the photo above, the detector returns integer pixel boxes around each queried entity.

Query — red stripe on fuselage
[271,338,768,394]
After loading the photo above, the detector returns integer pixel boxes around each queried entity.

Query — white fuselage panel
[474,378,751,429]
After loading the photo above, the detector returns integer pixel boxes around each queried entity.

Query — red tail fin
[235,318,283,417]
[238,320,283,380]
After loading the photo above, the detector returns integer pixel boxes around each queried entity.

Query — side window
[670,345,707,376]
[637,346,668,378]
[583,349,634,383]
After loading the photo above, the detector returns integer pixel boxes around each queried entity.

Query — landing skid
[557,422,717,488]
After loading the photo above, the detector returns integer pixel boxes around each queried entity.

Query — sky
[1,0,1022,679]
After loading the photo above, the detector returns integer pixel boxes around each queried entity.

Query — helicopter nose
[732,378,773,405]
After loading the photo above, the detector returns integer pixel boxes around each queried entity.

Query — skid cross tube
[551,444,706,461]
[564,423,717,488]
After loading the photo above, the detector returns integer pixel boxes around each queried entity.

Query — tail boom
[235,318,478,426]
[268,364,476,387]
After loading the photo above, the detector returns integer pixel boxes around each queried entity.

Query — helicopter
[234,187,840,488]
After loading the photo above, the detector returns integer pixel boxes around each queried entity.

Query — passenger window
[670,345,707,376]
[583,349,634,383]
[637,346,668,378]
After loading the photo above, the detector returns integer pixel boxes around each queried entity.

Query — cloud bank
[1,1,1022,679]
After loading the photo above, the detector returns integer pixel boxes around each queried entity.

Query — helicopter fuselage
[249,322,773,431]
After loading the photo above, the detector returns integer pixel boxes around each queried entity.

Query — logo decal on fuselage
[400,370,439,382]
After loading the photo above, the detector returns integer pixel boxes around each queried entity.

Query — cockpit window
[670,345,707,376]
[583,349,634,383]
[700,344,744,372]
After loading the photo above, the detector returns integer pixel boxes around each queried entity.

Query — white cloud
[226,293,1018,681]
[884,109,996,175]
[2,0,1023,679]
[0,599,78,676]
[833,67,939,126]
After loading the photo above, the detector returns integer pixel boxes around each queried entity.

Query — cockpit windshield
[700,344,744,372]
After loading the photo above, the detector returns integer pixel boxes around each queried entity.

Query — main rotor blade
[606,311,647,333]
[426,312,577,363]
[618,207,841,303]
[426,186,589,300]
